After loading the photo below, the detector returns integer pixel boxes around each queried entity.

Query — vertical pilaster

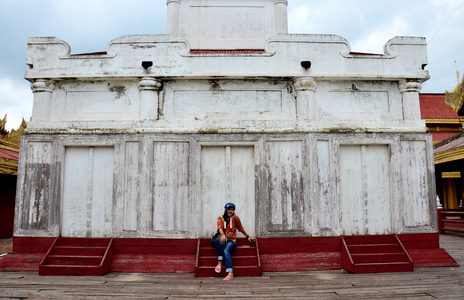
[166,0,181,35]
[274,0,288,34]
[293,77,317,120]
[138,77,163,121]
[31,79,55,122]
[399,80,422,120]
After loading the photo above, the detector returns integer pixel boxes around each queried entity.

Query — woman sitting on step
[213,202,256,281]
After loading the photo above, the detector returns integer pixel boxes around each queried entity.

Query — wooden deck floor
[0,233,463,299]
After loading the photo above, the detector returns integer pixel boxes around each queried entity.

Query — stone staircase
[195,238,261,277]
[39,237,113,276]
[342,235,414,273]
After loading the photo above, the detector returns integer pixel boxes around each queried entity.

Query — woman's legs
[214,238,224,261]
[223,241,236,273]
[213,239,236,279]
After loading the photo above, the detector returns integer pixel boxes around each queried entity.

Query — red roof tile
[0,148,19,161]
[420,94,464,119]
[430,131,461,142]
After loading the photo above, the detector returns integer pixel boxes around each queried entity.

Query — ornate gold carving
[444,74,464,114]
[0,115,26,175]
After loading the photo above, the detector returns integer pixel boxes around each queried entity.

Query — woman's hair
[222,207,234,224]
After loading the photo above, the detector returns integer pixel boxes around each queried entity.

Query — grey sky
[1,0,463,130]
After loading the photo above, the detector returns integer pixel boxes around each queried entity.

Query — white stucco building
[15,0,436,241]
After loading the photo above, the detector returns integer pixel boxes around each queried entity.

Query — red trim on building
[0,234,457,274]
[190,49,266,54]
[71,51,108,56]
[349,52,384,56]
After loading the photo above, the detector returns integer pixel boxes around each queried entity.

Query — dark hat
[224,203,236,210]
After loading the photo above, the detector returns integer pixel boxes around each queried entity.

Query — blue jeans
[213,238,236,273]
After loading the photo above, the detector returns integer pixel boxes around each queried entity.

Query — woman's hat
[224,203,236,210]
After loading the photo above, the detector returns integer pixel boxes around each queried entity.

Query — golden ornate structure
[0,115,25,175]
[445,72,464,114]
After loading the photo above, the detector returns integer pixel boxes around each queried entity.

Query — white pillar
[139,77,163,121]
[166,0,181,35]
[293,77,317,120]
[399,80,422,120]
[274,0,288,34]
[31,79,55,122]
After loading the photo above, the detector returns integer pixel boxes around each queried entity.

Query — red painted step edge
[2,234,458,275]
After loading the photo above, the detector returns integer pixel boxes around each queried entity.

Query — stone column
[139,77,163,121]
[293,77,317,120]
[31,79,55,122]
[399,80,422,120]
[274,0,288,34]
[166,0,181,35]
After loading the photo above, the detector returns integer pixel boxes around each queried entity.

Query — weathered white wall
[14,133,437,238]
[174,0,284,49]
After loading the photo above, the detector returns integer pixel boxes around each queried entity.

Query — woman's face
[227,208,235,217]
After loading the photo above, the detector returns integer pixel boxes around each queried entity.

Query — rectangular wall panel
[62,147,90,237]
[200,147,226,237]
[152,142,189,233]
[265,141,304,232]
[313,140,336,235]
[62,147,114,237]
[230,147,255,236]
[400,140,430,230]
[20,142,53,231]
[162,80,295,121]
[340,145,391,235]
[340,146,364,235]
[90,147,114,236]
[123,142,140,232]
[199,146,255,237]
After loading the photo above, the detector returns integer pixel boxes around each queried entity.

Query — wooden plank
[0,253,45,271]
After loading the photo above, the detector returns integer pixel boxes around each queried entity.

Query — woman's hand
[247,236,256,242]
[220,234,227,244]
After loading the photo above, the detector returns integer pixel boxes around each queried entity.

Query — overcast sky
[1,0,463,131]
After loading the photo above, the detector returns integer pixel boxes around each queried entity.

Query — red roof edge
[71,51,108,56]
[349,52,384,56]
[190,49,266,54]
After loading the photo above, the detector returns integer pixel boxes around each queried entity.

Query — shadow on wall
[0,174,16,238]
